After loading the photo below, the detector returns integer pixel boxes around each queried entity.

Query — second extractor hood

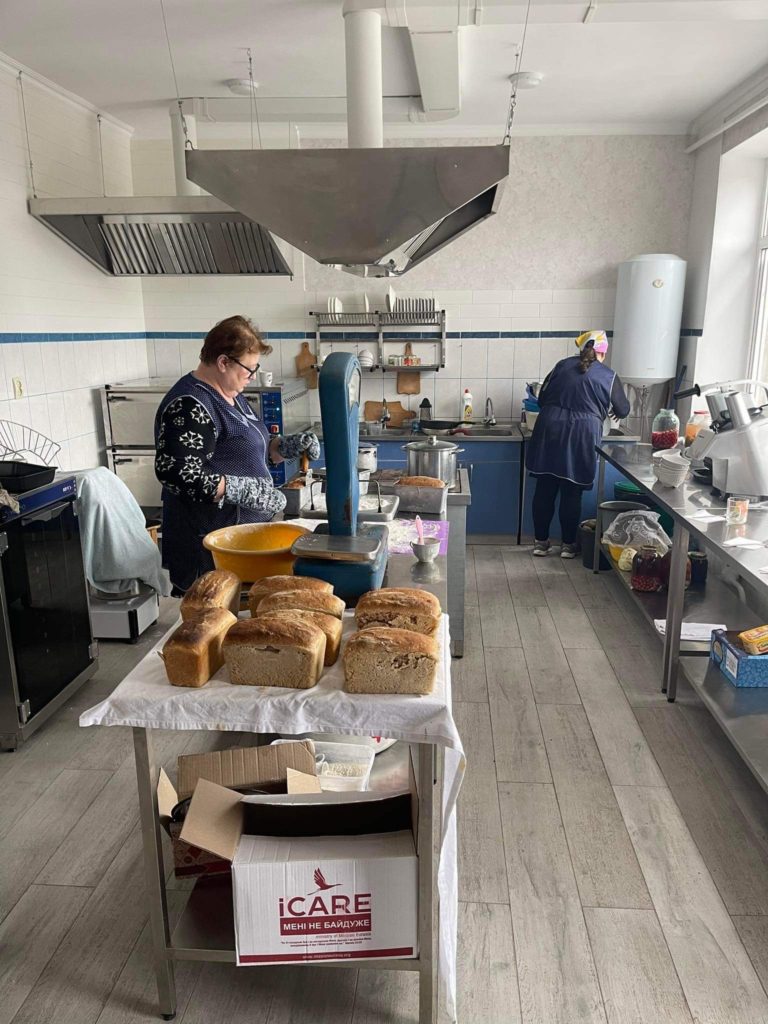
[28,196,292,276]
[185,144,509,277]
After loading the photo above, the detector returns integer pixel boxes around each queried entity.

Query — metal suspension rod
[18,72,37,197]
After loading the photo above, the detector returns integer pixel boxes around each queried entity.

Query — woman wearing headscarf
[525,330,630,558]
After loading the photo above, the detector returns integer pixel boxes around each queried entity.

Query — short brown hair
[199,315,272,365]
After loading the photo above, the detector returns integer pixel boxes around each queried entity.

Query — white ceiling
[3,0,768,137]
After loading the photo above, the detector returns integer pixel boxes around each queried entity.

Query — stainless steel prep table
[80,556,462,1024]
[594,442,768,792]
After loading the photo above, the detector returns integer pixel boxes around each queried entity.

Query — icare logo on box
[278,869,372,937]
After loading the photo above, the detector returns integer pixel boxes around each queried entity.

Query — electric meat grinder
[291,353,388,600]
[677,379,768,499]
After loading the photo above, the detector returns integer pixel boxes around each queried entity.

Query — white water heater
[611,254,686,386]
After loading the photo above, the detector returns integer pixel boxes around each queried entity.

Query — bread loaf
[396,476,445,489]
[161,608,237,687]
[256,589,346,620]
[248,575,333,614]
[181,570,241,621]
[223,615,326,688]
[355,587,441,636]
[275,610,343,666]
[343,627,438,695]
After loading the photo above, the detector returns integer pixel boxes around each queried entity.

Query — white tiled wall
[0,61,147,470]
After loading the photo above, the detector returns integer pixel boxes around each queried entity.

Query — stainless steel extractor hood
[28,196,292,276]
[185,145,508,277]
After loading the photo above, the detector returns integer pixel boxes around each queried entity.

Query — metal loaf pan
[393,483,447,515]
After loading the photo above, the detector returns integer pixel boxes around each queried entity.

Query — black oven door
[1,500,94,718]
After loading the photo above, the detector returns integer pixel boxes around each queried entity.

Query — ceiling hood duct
[184,4,508,277]
[28,196,292,277]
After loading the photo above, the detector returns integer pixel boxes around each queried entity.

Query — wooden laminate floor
[3,547,768,1023]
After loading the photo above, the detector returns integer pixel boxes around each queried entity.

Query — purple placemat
[387,518,450,554]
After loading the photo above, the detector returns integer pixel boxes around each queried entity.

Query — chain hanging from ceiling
[247,48,263,150]
[17,72,37,197]
[503,0,534,145]
[159,0,194,148]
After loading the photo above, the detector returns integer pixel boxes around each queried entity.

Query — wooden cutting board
[363,401,415,428]
[397,342,421,396]
[295,341,318,389]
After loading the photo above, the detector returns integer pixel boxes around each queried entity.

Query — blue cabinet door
[465,442,521,537]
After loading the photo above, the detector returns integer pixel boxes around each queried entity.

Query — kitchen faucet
[484,397,496,427]
[380,398,391,429]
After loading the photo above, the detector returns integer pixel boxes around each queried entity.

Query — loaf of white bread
[248,575,333,615]
[161,608,237,687]
[343,627,438,695]
[256,589,346,620]
[396,475,445,489]
[355,587,441,637]
[223,615,326,688]
[180,570,241,621]
[272,609,343,666]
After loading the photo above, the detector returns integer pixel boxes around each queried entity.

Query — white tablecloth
[80,613,464,1022]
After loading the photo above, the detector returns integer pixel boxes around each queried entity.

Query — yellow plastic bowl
[608,543,624,562]
[203,522,310,583]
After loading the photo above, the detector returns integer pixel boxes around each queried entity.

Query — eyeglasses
[228,355,260,378]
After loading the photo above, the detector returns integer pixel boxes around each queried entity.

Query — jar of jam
[631,546,664,592]
[651,408,680,450]
[658,550,692,590]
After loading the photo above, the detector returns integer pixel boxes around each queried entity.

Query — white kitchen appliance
[611,254,687,441]
[678,379,768,498]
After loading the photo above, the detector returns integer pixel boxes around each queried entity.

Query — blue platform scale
[291,353,388,601]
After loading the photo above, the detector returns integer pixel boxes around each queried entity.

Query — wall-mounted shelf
[309,309,446,373]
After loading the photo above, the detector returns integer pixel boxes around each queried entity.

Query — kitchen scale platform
[292,524,389,601]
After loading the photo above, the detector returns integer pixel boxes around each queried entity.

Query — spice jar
[631,546,664,593]
[652,408,680,450]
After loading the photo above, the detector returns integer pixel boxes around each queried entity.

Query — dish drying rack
[309,307,446,373]
[0,420,61,465]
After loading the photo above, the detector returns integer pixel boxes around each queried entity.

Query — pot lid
[405,436,459,452]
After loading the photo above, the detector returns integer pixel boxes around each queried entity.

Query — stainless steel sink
[455,427,516,437]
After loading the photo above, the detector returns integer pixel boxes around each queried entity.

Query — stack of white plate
[653,451,690,488]
[358,348,375,368]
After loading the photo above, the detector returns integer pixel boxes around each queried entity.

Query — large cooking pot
[402,435,463,488]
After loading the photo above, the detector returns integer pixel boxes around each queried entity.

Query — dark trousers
[532,474,584,544]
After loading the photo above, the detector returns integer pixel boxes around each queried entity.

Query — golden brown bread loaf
[180,570,241,621]
[223,615,326,688]
[161,608,237,687]
[343,627,438,695]
[256,589,346,620]
[355,587,441,637]
[396,475,445,489]
[248,575,333,615]
[275,610,343,666]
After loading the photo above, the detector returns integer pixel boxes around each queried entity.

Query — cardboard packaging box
[158,741,317,879]
[711,629,768,687]
[180,776,418,965]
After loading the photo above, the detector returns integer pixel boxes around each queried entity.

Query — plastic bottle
[462,388,473,420]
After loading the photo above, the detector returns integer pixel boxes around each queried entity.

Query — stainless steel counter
[595,442,768,793]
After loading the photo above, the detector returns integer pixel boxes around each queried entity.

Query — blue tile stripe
[0,327,704,344]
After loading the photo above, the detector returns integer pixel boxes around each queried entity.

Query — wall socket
[12,377,24,399]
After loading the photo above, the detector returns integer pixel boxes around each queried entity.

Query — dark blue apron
[156,374,273,591]
[525,356,616,488]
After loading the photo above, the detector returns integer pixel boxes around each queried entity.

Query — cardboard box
[158,741,316,879]
[711,630,768,687]
[180,775,418,965]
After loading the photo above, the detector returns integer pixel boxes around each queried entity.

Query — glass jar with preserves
[684,409,710,447]
[659,550,692,590]
[631,546,664,593]
[651,408,680,450]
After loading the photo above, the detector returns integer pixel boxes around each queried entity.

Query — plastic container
[312,741,375,792]
[203,522,310,582]
[462,388,473,419]
[631,546,664,593]
[651,408,680,450]
[599,500,648,533]
[684,409,711,447]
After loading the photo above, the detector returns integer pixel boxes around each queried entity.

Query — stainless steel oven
[0,476,97,750]
[102,377,311,508]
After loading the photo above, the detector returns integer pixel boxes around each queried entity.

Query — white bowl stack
[653,450,690,488]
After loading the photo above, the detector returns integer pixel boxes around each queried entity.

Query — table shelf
[601,544,759,654]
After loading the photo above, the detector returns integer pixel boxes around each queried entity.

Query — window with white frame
[750,165,768,382]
